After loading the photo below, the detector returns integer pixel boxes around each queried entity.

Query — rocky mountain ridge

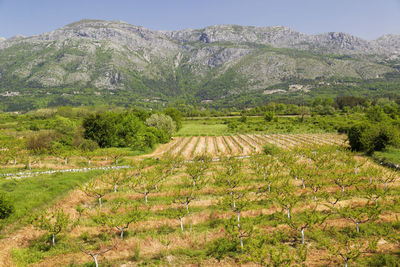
[0,20,399,110]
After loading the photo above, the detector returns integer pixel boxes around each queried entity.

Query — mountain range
[0,19,399,111]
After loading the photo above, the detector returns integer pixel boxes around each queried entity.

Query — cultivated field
[149,133,347,159]
[1,134,399,267]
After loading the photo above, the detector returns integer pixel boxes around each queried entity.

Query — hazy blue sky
[0,0,399,39]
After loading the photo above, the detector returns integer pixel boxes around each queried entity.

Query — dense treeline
[83,111,175,150]
[0,107,182,161]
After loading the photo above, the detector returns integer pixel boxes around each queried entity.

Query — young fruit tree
[273,180,301,220]
[339,203,381,233]
[160,153,184,176]
[93,206,146,239]
[321,190,343,212]
[105,148,127,165]
[166,205,187,233]
[224,215,253,252]
[31,208,70,246]
[173,178,196,214]
[81,180,110,207]
[130,170,162,204]
[252,154,279,193]
[333,168,359,196]
[322,228,377,267]
[185,154,211,188]
[79,240,118,267]
[284,204,329,244]
[102,170,127,193]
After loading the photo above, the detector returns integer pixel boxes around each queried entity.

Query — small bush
[363,253,400,267]
[26,131,57,154]
[263,143,281,156]
[206,237,239,261]
[0,193,14,219]
[264,111,275,122]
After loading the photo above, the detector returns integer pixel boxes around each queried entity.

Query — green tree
[145,113,176,137]
[31,208,70,246]
[164,107,183,130]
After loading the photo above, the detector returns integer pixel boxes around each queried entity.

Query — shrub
[347,123,399,154]
[263,143,281,156]
[347,124,366,151]
[0,194,15,219]
[206,237,239,261]
[264,111,275,122]
[26,131,57,154]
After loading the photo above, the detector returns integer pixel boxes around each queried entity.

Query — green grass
[0,170,104,234]
[175,115,347,136]
[176,121,228,136]
[374,146,400,166]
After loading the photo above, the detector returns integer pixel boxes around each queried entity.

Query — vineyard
[151,133,346,159]
[1,134,399,267]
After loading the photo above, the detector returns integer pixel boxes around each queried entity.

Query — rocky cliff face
[0,20,399,103]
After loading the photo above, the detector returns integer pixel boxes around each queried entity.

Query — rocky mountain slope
[0,20,399,110]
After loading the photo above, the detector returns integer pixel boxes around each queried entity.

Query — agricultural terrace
[0,140,399,266]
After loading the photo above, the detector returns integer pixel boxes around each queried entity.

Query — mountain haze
[0,19,399,110]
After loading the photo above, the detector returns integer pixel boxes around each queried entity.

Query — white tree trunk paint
[180,218,184,232]
[98,197,102,207]
[93,255,99,267]
[52,233,55,246]
[301,229,305,244]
